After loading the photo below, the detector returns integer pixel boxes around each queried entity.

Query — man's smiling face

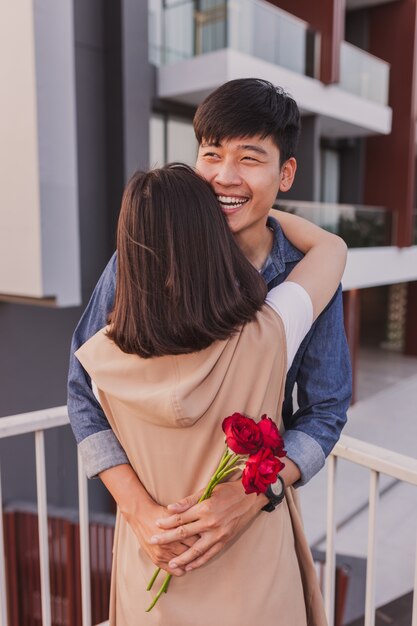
[195,135,283,237]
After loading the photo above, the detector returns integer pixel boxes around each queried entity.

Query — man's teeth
[217,195,248,207]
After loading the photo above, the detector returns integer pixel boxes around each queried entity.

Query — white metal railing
[0,406,98,626]
[325,434,417,626]
[153,0,314,77]
[340,41,390,106]
[1,408,417,625]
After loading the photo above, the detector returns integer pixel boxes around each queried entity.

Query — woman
[75,164,347,625]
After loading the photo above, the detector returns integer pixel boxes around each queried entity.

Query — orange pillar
[405,281,417,356]
[364,0,417,248]
[343,289,360,404]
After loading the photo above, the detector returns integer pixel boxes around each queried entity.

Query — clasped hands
[145,480,266,576]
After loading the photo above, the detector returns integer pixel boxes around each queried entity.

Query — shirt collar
[261,215,304,283]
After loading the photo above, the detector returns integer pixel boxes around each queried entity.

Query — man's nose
[214,162,242,186]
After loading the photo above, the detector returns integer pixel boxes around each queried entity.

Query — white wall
[0,2,43,297]
[0,1,81,306]
[343,246,417,290]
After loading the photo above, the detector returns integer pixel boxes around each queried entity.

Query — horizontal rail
[1,410,417,484]
[0,407,94,624]
[2,407,417,626]
[333,434,417,486]
[326,434,417,626]
[0,462,7,626]
[0,405,69,439]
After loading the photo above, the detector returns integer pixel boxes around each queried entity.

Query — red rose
[258,414,287,458]
[222,413,263,455]
[241,448,285,495]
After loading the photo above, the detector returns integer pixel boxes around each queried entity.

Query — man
[68,78,351,577]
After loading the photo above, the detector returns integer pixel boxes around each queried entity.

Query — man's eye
[203,152,220,158]
[242,156,259,162]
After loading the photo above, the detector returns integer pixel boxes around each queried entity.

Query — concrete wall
[0,1,81,305]
[0,0,152,513]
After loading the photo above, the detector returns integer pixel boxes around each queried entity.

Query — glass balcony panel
[158,0,312,76]
[164,1,195,64]
[340,41,390,106]
[196,0,227,55]
[276,201,395,248]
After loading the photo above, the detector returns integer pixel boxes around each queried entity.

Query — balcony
[340,41,390,107]
[151,0,316,78]
[276,201,395,248]
[1,399,417,625]
[152,0,392,137]
[274,202,417,290]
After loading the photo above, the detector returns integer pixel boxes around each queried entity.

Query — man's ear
[279,158,297,192]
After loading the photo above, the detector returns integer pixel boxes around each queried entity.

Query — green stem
[146,573,172,612]
[199,454,245,501]
[215,455,242,479]
[199,449,232,501]
[146,566,161,591]
[144,447,245,610]
[211,449,233,481]
[217,465,245,480]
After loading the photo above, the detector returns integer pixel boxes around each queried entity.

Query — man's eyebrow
[200,141,268,155]
[237,144,268,156]
[200,140,222,148]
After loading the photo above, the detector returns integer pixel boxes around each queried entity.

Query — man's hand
[99,464,198,577]
[150,480,267,572]
[125,499,198,577]
[149,457,301,572]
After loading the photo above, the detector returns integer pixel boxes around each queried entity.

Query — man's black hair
[193,78,301,166]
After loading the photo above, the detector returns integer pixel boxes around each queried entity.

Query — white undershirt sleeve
[265,281,314,372]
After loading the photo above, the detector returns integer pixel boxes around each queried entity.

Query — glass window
[167,117,198,166]
[321,148,340,204]
[150,114,165,168]
[150,114,197,168]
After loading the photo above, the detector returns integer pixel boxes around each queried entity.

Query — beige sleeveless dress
[76,305,327,626]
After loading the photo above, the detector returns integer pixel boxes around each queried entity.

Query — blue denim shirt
[67,217,352,483]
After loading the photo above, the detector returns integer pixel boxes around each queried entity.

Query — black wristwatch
[262,475,285,512]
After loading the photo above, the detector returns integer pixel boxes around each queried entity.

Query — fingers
[155,507,201,529]
[185,542,224,571]
[165,565,185,577]
[147,543,186,577]
[168,538,224,571]
[151,520,203,545]
[181,535,199,548]
[166,490,204,513]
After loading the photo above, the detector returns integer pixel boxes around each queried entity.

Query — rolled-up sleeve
[282,285,352,486]
[67,253,129,478]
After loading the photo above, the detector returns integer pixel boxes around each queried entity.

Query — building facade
[0,0,416,511]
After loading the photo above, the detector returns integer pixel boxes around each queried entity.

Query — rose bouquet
[146,412,286,612]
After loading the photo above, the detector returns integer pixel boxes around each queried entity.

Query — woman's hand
[99,464,198,577]
[149,480,267,572]
[125,499,198,577]
[149,456,301,572]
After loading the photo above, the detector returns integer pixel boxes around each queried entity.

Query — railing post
[325,454,337,624]
[78,450,92,626]
[0,461,8,626]
[411,523,417,626]
[35,430,52,626]
[364,469,379,626]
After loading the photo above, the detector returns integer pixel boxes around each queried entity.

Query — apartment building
[0,1,417,620]
[1,1,417,624]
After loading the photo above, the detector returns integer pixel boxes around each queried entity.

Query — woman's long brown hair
[107,164,267,358]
